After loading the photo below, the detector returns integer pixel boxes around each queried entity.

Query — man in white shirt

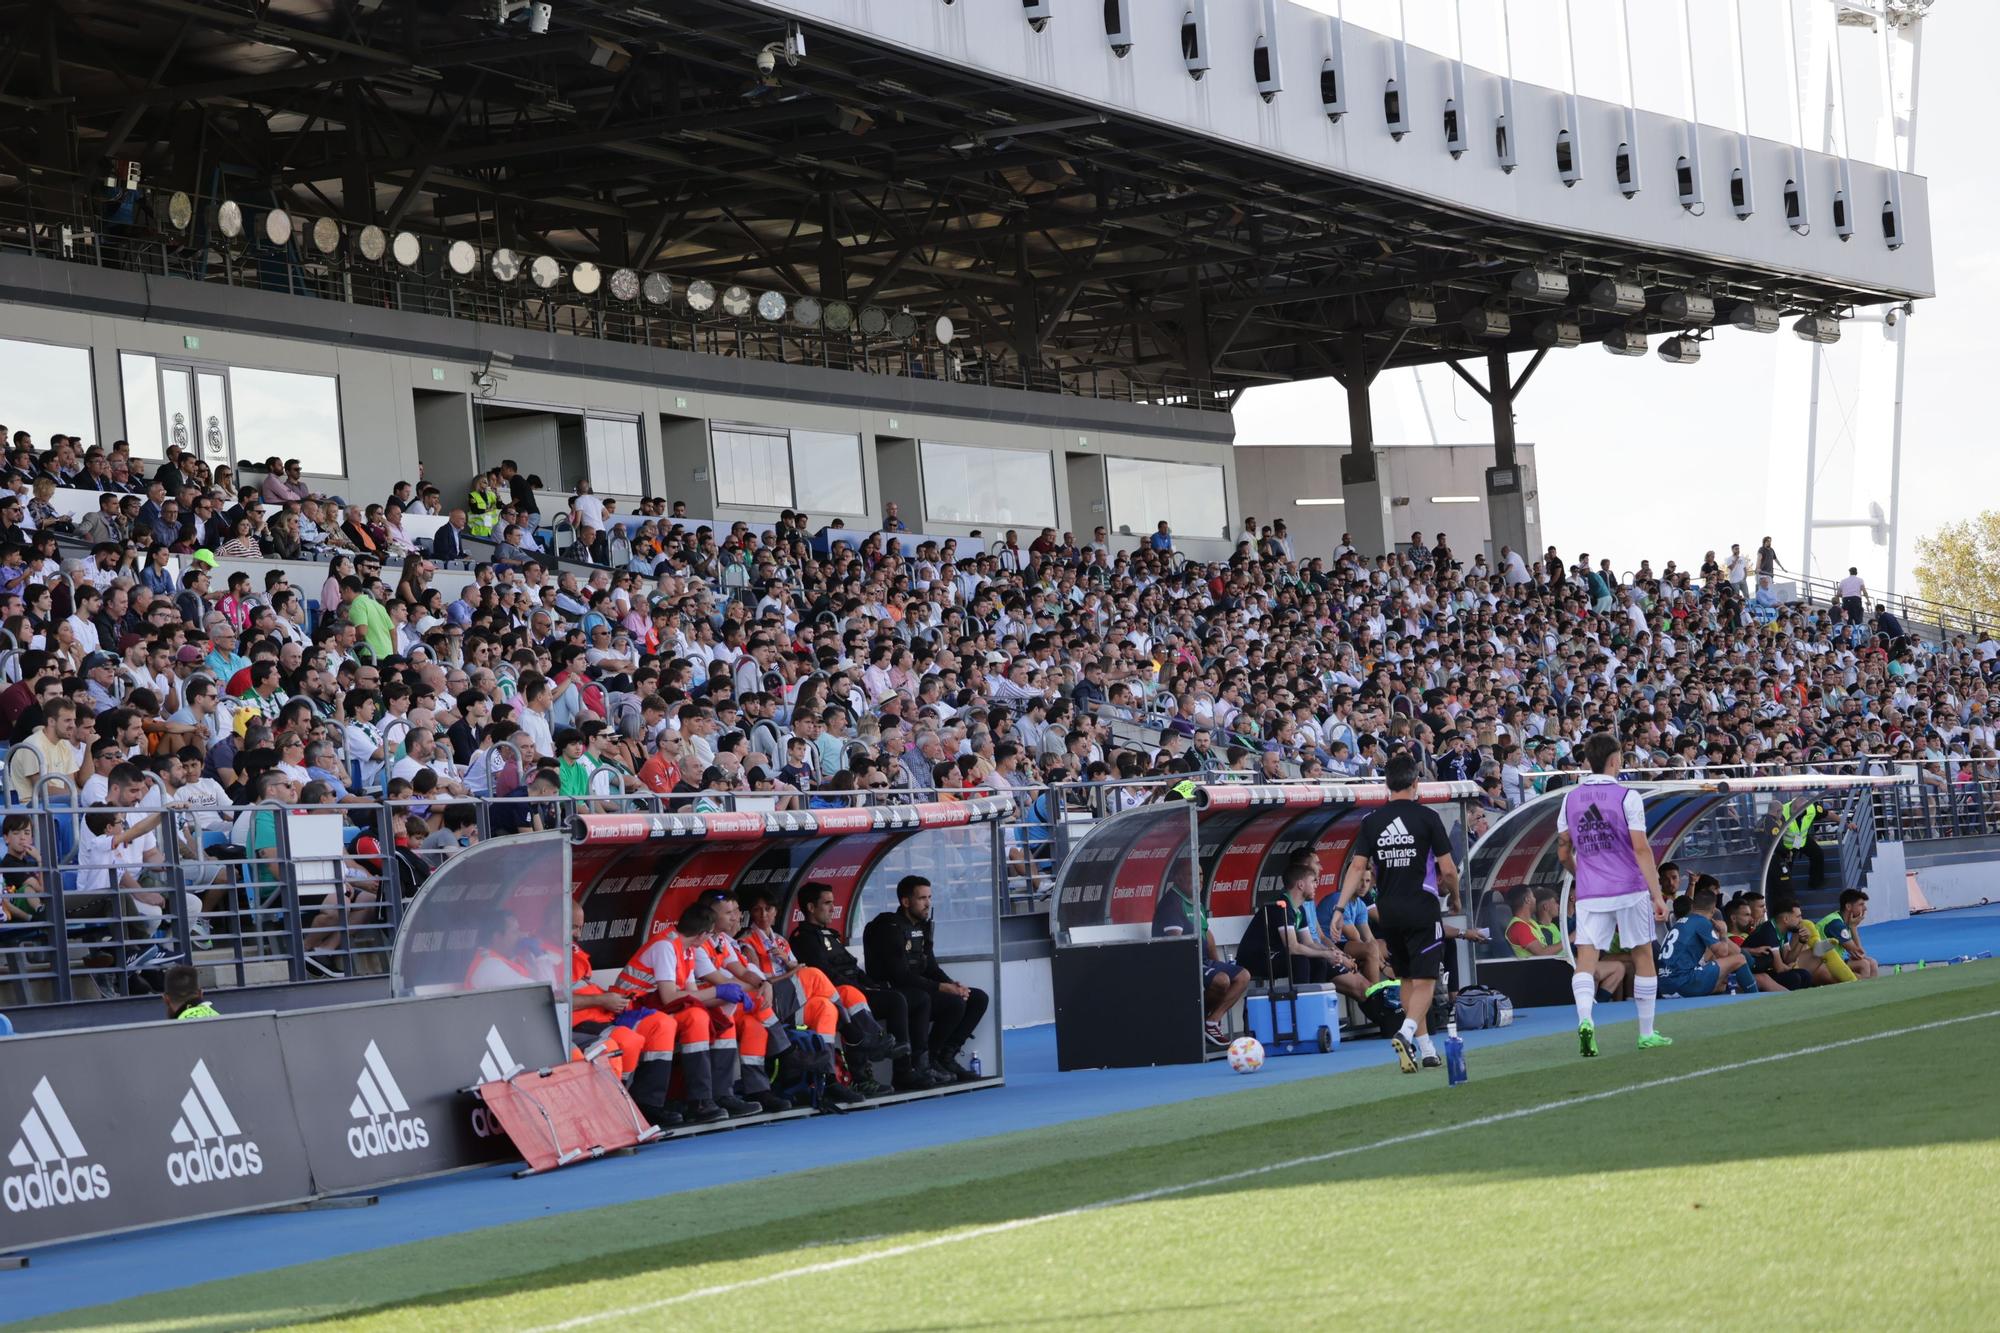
[1836,567,1867,626]
[517,675,556,757]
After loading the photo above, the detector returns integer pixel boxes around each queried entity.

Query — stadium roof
[11,0,1927,399]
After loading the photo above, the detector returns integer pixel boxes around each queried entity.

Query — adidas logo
[1377,816,1415,847]
[476,1025,523,1085]
[166,1059,263,1187]
[346,1041,430,1159]
[469,1026,522,1140]
[4,1078,110,1213]
[1579,806,1613,828]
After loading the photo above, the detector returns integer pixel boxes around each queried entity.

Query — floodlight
[1660,292,1716,326]
[889,310,917,339]
[1384,295,1437,327]
[529,255,561,289]
[1533,317,1582,349]
[167,191,194,230]
[1602,326,1648,356]
[641,273,672,306]
[1729,302,1781,334]
[391,230,421,267]
[1460,307,1510,339]
[859,305,889,335]
[934,314,956,344]
[609,267,640,301]
[572,261,601,295]
[1586,278,1646,314]
[215,200,244,239]
[793,295,823,328]
[721,285,752,317]
[1510,267,1568,302]
[823,300,854,332]
[446,240,478,276]
[686,279,717,313]
[262,208,292,247]
[1793,312,1841,345]
[311,217,341,255]
[356,224,388,262]
[491,248,523,282]
[757,290,788,322]
[1657,334,1702,365]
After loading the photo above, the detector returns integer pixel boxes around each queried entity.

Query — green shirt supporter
[348,591,394,661]
[174,1002,220,1020]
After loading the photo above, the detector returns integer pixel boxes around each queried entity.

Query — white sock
[1636,976,1659,1038]
[1397,1018,1417,1043]
[1571,972,1596,1027]
[1416,1034,1436,1057]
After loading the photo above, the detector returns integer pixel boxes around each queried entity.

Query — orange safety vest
[464,946,535,990]
[613,925,701,1001]
[740,927,797,977]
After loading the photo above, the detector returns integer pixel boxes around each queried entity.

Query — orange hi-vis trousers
[794,966,872,1039]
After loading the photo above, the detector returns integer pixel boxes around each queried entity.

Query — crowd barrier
[0,983,562,1254]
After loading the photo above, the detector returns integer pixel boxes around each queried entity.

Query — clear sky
[1233,1,1985,598]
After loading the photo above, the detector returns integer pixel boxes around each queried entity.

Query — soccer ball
[1226,1036,1265,1073]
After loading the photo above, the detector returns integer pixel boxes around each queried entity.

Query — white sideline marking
[526,1008,2000,1331]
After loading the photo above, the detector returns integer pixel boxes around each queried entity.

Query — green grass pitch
[26,964,2000,1333]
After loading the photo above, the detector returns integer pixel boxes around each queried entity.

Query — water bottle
[1444,1020,1467,1086]
[969,1052,982,1079]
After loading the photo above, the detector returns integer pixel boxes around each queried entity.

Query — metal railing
[1791,572,1989,644]
[0,194,1229,414]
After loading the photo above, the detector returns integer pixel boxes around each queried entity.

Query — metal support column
[1484,349,1533,568]
[1338,334,1394,558]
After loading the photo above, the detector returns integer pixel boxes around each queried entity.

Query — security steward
[788,880,929,1091]
[862,875,988,1087]
[164,964,219,1020]
[1768,794,1843,891]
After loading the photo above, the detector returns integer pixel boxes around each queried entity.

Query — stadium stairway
[7,904,1999,1320]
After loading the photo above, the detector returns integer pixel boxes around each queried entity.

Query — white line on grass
[526,1007,2000,1332]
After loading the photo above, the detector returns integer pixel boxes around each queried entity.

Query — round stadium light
[390,230,421,268]
[793,295,823,328]
[356,224,388,262]
[215,200,244,240]
[446,240,478,277]
[757,290,788,322]
[1658,334,1702,365]
[823,300,854,333]
[858,305,889,336]
[934,314,956,344]
[889,310,917,340]
[641,273,673,306]
[721,285,752,317]
[609,267,640,302]
[311,217,341,255]
[262,208,293,247]
[490,248,523,282]
[529,255,562,290]
[686,279,717,313]
[167,191,194,231]
[572,261,602,295]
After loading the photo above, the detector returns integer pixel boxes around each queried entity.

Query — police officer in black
[863,875,989,1087]
[788,879,927,1088]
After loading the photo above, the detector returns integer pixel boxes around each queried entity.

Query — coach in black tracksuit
[862,875,988,1087]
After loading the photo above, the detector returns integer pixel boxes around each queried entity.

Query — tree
[1913,511,2000,631]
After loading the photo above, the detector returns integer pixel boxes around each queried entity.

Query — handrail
[1792,571,1986,641]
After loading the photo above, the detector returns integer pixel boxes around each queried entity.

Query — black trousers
[859,985,910,1047]
[902,984,989,1057]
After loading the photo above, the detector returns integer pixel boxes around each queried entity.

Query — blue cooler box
[1244,987,1342,1052]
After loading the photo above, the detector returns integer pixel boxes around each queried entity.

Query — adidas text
[167,1140,264,1187]
[3,1161,110,1212]
[347,1115,430,1159]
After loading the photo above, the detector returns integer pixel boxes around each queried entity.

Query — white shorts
[1575,894,1657,952]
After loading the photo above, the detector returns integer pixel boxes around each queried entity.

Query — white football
[1226,1036,1266,1073]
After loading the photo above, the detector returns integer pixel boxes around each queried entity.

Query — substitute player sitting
[1336,753,1459,1073]
[1656,885,1756,997]
[1556,732,1672,1056]
[1816,889,1880,980]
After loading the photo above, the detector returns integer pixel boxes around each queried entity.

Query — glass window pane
[120,353,162,458]
[920,442,1055,529]
[227,366,344,474]
[0,338,96,451]
[789,430,865,518]
[713,427,792,509]
[1107,457,1226,541]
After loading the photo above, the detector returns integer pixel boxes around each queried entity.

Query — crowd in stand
[0,426,1997,981]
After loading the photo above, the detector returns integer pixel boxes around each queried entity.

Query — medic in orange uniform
[697,894,795,1114]
[737,888,901,1080]
[565,901,694,1128]
[611,900,753,1123]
